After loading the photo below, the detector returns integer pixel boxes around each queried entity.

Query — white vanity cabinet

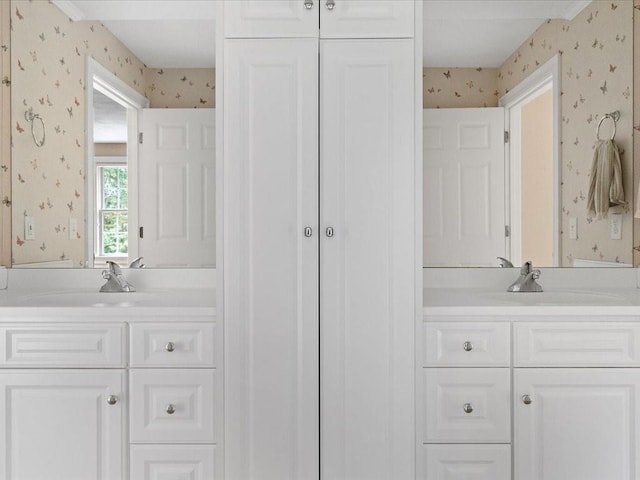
[223,2,419,479]
[0,323,127,480]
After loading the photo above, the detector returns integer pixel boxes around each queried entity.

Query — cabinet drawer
[424,444,511,480]
[515,322,640,366]
[0,324,125,367]
[130,369,218,443]
[424,322,510,366]
[130,323,216,367]
[423,368,510,442]
[130,445,217,480]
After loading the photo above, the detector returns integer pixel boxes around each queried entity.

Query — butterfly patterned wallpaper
[10,0,215,267]
[424,0,634,266]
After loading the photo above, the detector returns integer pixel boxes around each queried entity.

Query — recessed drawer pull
[166,404,176,415]
[463,403,473,414]
[522,394,533,405]
[463,341,473,352]
[165,342,176,352]
[107,395,118,406]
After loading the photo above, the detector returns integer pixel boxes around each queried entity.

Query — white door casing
[224,38,320,480]
[320,39,415,480]
[139,108,215,267]
[423,108,505,267]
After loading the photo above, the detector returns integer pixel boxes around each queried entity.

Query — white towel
[587,139,625,219]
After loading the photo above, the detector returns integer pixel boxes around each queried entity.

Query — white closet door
[140,108,215,267]
[224,38,319,480]
[320,39,415,480]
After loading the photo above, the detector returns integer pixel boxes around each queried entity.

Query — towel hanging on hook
[24,108,45,147]
[596,110,620,141]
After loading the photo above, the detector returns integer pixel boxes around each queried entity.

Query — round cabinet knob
[522,394,533,405]
[165,342,176,352]
[166,404,176,415]
[326,227,334,237]
[106,395,118,406]
[326,0,335,10]
[463,341,473,352]
[463,403,473,414]
[304,0,314,8]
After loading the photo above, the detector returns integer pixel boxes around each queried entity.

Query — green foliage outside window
[99,166,128,256]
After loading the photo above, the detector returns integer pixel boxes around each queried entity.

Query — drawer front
[423,368,510,442]
[424,322,510,366]
[130,369,217,443]
[515,322,640,366]
[424,444,511,480]
[0,324,125,367]
[130,323,216,367]
[130,445,217,480]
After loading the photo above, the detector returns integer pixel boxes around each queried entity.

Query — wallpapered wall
[11,0,215,266]
[424,0,634,266]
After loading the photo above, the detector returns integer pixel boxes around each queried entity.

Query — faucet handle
[106,261,122,275]
[129,257,145,269]
[520,261,533,275]
[497,257,513,268]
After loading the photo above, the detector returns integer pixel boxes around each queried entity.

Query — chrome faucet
[497,257,514,268]
[100,261,135,292]
[128,257,145,268]
[507,261,543,292]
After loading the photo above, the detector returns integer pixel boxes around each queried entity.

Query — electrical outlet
[24,216,35,240]
[69,218,78,240]
[569,217,577,240]
[610,213,622,240]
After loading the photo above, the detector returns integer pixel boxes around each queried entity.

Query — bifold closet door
[224,38,319,480]
[320,39,416,480]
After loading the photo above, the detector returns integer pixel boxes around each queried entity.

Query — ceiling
[93,90,127,143]
[53,0,589,68]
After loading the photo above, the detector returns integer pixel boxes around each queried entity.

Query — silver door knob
[326,227,334,237]
[463,403,473,414]
[304,226,313,237]
[166,404,176,415]
[165,342,176,352]
[304,0,314,8]
[107,395,118,405]
[463,341,473,352]
[522,394,533,405]
[326,0,335,10]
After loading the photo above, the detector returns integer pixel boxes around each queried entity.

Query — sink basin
[16,290,171,307]
[475,290,629,306]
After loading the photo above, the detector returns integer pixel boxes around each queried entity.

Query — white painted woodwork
[0,369,125,480]
[224,38,320,480]
[140,108,215,267]
[319,0,414,38]
[130,445,217,480]
[130,322,217,367]
[515,368,640,480]
[424,444,511,480]
[320,39,415,480]
[424,322,510,367]
[130,368,217,443]
[514,322,640,366]
[423,108,506,267]
[224,0,318,38]
[424,368,511,443]
[0,323,124,367]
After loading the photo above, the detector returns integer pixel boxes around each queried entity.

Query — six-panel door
[515,368,640,480]
[0,370,125,480]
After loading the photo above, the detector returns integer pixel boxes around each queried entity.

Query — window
[96,162,128,258]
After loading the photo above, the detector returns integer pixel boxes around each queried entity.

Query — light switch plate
[69,218,78,240]
[24,216,35,240]
[610,213,622,240]
[569,217,577,240]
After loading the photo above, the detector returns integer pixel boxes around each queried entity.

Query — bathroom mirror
[423,0,635,268]
[9,0,216,268]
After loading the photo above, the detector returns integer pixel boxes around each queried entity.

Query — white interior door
[423,108,505,267]
[140,108,215,267]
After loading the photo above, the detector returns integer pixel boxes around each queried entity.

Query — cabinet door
[0,369,125,480]
[515,368,640,480]
[224,38,319,480]
[321,39,415,480]
[224,0,318,38]
[320,0,414,38]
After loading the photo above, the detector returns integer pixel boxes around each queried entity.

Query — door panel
[224,0,318,38]
[224,38,319,480]
[320,0,414,38]
[320,39,415,480]
[140,108,215,267]
[424,108,505,266]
